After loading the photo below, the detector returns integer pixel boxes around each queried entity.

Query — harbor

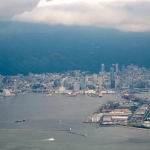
[84,94,150,129]
[1,93,150,150]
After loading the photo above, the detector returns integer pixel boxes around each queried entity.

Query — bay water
[0,93,150,150]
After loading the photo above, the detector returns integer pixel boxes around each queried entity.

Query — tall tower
[110,67,114,81]
[110,67,115,88]
[116,63,119,74]
[14,79,18,92]
[101,64,105,72]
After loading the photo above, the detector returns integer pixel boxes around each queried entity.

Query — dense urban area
[1,64,150,129]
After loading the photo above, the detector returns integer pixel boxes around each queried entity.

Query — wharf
[67,131,87,137]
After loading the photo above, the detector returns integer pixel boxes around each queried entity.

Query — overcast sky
[1,0,150,32]
[0,0,39,20]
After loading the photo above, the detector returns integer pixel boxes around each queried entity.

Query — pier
[67,131,87,137]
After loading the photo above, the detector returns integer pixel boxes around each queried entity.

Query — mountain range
[0,22,150,75]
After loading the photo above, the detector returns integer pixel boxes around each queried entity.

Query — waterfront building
[2,89,12,97]
[67,82,73,90]
[74,82,80,92]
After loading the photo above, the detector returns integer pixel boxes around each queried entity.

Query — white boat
[99,93,102,97]
[59,119,62,124]
[48,138,55,141]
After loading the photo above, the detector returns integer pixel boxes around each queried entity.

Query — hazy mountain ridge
[0,22,150,75]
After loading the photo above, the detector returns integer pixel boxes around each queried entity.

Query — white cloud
[12,0,150,32]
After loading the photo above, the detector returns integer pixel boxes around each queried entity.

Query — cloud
[0,0,39,20]
[12,0,150,32]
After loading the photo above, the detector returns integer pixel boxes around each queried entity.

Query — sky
[1,0,150,32]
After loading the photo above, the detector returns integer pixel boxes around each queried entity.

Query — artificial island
[84,94,150,129]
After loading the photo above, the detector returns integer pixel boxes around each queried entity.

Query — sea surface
[0,93,150,150]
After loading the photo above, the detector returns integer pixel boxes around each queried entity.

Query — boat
[99,93,102,97]
[45,91,55,97]
[59,119,62,124]
[66,92,77,97]
[88,93,98,97]
[15,120,22,123]
[48,138,55,141]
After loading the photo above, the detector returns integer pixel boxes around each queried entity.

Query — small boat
[59,120,62,124]
[66,92,77,97]
[48,138,55,141]
[99,93,102,97]
[88,94,97,97]
[23,119,26,122]
[45,91,55,97]
[15,120,22,123]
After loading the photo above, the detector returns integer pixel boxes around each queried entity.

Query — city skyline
[1,63,150,96]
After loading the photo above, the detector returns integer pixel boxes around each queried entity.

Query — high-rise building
[122,65,125,73]
[93,74,97,85]
[80,77,86,90]
[116,63,119,74]
[14,79,18,91]
[67,82,73,90]
[111,80,115,89]
[98,76,103,90]
[110,67,115,88]
[0,77,3,90]
[101,64,105,72]
[110,67,114,81]
[74,82,80,92]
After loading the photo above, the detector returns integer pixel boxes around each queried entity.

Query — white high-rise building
[14,80,18,91]
[101,64,105,72]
